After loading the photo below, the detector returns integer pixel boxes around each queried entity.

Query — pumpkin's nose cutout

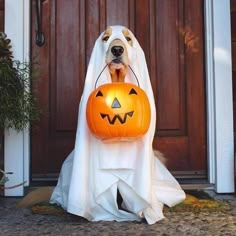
[111,97,121,108]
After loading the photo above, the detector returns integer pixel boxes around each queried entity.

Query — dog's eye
[129,88,137,95]
[102,36,110,42]
[96,91,103,97]
[125,36,132,42]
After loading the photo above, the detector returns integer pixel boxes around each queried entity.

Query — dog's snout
[111,46,124,57]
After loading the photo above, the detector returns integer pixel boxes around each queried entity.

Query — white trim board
[205,0,234,193]
[4,0,30,196]
[3,0,235,196]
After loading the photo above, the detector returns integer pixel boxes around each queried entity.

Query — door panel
[31,0,206,176]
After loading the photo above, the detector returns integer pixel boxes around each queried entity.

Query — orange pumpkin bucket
[86,82,151,141]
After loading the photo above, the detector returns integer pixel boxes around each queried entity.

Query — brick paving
[0,191,236,236]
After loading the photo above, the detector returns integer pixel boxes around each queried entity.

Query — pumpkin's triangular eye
[129,88,137,95]
[96,90,103,97]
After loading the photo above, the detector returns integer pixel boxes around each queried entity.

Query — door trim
[4,0,30,196]
[204,0,234,193]
[4,0,234,195]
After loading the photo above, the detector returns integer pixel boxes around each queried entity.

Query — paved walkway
[0,190,236,236]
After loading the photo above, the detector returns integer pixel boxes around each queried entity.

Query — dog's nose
[111,46,124,57]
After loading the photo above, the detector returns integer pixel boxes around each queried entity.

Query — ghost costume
[50,25,185,224]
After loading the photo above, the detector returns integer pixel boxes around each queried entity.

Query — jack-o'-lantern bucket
[86,82,151,141]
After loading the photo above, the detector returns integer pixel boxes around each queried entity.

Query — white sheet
[50,25,185,224]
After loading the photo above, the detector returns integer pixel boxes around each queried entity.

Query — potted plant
[0,169,11,189]
[0,32,40,131]
[0,32,40,190]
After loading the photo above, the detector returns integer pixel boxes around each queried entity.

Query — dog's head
[102,26,133,82]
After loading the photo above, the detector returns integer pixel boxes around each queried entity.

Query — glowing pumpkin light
[86,83,151,141]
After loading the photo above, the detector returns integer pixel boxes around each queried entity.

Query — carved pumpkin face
[86,83,151,141]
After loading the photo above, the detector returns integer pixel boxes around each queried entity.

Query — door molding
[4,0,234,195]
[205,0,234,193]
[4,0,30,196]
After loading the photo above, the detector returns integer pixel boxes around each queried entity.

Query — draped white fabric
[50,25,185,224]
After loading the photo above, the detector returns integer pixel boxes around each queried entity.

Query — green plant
[0,168,26,190]
[0,32,40,131]
[0,168,9,186]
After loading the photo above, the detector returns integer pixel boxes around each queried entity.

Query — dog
[17,26,166,209]
[103,26,166,163]
[103,26,132,83]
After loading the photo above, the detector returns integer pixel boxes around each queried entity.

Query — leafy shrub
[0,32,40,131]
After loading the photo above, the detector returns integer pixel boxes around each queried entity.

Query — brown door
[31,0,206,179]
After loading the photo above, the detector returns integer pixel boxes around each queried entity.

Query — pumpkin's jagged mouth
[100,111,134,125]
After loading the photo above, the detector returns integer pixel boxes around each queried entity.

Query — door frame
[4,0,234,196]
[205,0,234,193]
[4,0,30,196]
